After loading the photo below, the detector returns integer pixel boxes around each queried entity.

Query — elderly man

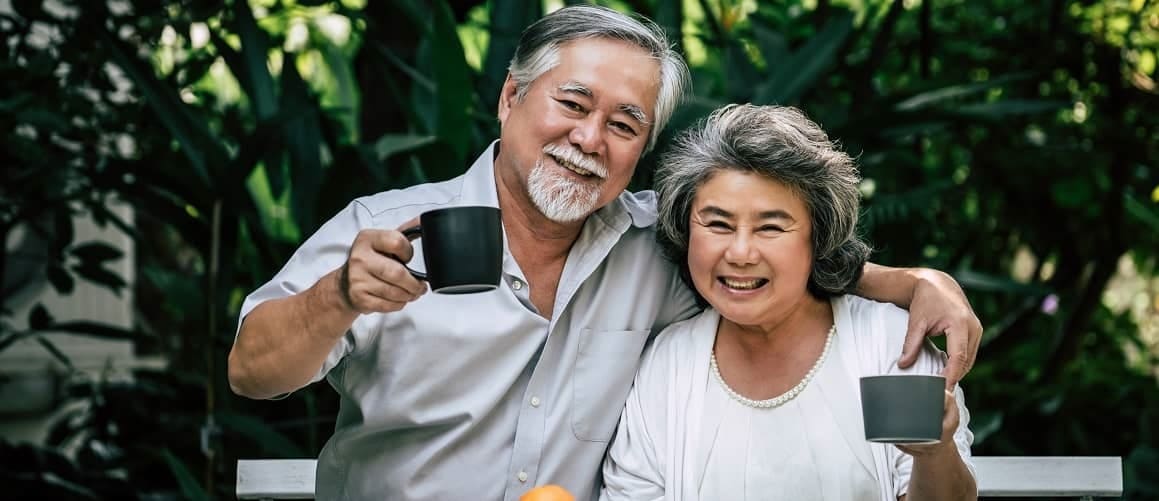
[228,5,982,501]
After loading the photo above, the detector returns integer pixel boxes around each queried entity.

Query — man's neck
[493,164,587,263]
[493,164,588,318]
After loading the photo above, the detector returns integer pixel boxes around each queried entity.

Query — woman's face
[687,170,816,328]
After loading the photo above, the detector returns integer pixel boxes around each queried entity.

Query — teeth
[722,278,764,290]
[554,156,596,177]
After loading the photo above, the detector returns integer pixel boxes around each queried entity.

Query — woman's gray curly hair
[655,104,872,301]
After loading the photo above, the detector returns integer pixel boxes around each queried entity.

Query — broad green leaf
[370,134,438,162]
[751,21,788,68]
[894,73,1033,111]
[724,39,761,100]
[431,0,472,162]
[954,99,1069,118]
[35,336,75,371]
[160,449,209,501]
[29,304,53,330]
[280,55,325,231]
[753,10,853,105]
[51,321,156,342]
[230,1,278,120]
[481,0,542,104]
[53,208,74,255]
[0,92,33,112]
[1124,193,1159,232]
[316,41,361,142]
[216,412,308,457]
[16,108,70,131]
[653,0,684,53]
[70,263,126,295]
[1051,177,1093,209]
[46,265,75,295]
[70,241,124,264]
[952,269,1052,295]
[0,333,26,353]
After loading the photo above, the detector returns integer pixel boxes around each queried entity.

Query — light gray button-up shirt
[238,143,699,501]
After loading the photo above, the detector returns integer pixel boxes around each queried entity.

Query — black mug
[859,374,945,444]
[400,206,503,294]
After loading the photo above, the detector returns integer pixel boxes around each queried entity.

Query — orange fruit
[520,484,575,501]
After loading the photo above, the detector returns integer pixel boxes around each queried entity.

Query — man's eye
[610,122,637,135]
[556,99,583,111]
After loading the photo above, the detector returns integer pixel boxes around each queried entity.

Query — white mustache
[542,144,607,178]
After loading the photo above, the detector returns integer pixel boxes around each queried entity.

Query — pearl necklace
[709,323,836,409]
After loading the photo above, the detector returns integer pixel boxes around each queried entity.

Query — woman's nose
[724,232,759,265]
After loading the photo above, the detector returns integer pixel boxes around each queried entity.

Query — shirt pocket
[571,328,650,442]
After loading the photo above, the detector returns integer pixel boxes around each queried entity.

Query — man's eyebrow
[559,81,650,126]
[558,81,592,97]
[619,104,651,126]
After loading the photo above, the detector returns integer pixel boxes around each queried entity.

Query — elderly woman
[600,104,977,501]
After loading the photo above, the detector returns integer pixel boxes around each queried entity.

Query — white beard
[526,159,602,223]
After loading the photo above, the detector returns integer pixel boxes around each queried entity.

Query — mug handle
[400,226,426,281]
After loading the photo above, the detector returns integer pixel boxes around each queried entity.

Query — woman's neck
[720,297,834,354]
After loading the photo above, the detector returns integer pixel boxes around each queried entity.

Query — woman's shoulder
[837,295,909,338]
[836,295,947,374]
[638,309,718,371]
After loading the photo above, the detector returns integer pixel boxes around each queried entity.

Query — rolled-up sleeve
[234,199,377,384]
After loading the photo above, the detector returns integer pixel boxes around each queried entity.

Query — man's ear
[497,74,518,124]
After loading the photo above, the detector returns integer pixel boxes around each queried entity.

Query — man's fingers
[360,289,410,313]
[365,228,415,264]
[396,216,421,236]
[363,256,426,298]
[898,316,928,369]
[941,326,971,388]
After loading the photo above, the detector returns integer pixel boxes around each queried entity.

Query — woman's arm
[854,263,983,387]
[600,378,665,501]
[896,390,978,501]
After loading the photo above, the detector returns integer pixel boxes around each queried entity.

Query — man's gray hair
[508,5,689,153]
[655,104,872,299]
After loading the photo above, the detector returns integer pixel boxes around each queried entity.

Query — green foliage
[2,0,1157,498]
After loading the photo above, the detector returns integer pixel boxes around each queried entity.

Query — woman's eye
[758,225,785,233]
[705,221,732,231]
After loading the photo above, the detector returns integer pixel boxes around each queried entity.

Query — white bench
[237,456,1123,499]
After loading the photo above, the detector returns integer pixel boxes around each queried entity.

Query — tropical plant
[2,0,1156,499]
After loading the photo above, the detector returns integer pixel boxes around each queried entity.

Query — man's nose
[569,115,605,155]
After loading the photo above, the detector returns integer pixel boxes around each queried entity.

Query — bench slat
[972,456,1122,497]
[237,456,1124,499]
[237,459,316,499]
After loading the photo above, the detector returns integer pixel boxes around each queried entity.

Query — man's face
[496,38,660,224]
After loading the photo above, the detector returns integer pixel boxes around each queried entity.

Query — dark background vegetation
[2,0,1157,499]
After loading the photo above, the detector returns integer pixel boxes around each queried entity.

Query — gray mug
[859,374,945,444]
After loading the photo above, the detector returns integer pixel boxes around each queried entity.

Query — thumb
[898,315,928,369]
[398,215,421,234]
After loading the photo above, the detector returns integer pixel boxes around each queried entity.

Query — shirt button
[512,279,525,291]
[517,471,528,483]
[530,396,541,407]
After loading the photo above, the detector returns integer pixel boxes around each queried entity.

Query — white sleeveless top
[699,329,881,500]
